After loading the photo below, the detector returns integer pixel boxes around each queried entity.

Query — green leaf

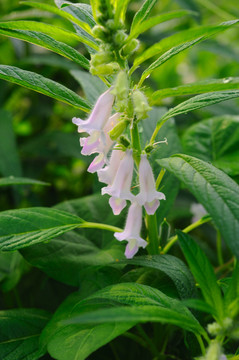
[21,194,126,286]
[151,77,239,104]
[129,10,192,40]
[21,1,94,36]
[158,154,239,260]
[182,115,239,176]
[70,70,107,104]
[131,20,239,76]
[182,299,217,316]
[40,292,133,360]
[0,23,90,69]
[114,0,130,25]
[64,283,204,335]
[224,263,239,314]
[0,207,85,251]
[121,254,196,299]
[0,110,22,177]
[0,176,49,187]
[158,90,239,127]
[131,0,157,34]
[0,308,51,360]
[0,65,91,111]
[177,231,224,321]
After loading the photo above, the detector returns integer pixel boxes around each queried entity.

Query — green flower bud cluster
[90,0,139,76]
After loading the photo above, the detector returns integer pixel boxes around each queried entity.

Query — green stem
[130,120,141,166]
[136,325,159,357]
[150,120,166,145]
[216,229,224,266]
[162,215,211,254]
[196,334,206,356]
[146,213,159,255]
[79,222,122,233]
[155,168,166,190]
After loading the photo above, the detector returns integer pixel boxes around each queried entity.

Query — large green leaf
[40,291,133,360]
[22,1,94,36]
[177,231,224,321]
[0,24,89,69]
[129,10,193,40]
[0,65,91,111]
[130,20,239,76]
[21,194,126,286]
[0,207,85,251]
[158,154,239,260]
[0,176,49,187]
[0,308,50,360]
[122,254,196,299]
[64,283,204,335]
[182,115,239,176]
[151,77,239,104]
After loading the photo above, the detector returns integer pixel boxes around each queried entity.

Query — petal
[98,149,125,185]
[87,153,105,173]
[80,131,101,155]
[125,239,139,259]
[109,197,127,215]
[144,199,159,215]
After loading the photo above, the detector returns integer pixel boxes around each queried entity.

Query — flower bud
[92,25,108,41]
[109,120,128,140]
[121,38,139,57]
[91,62,120,76]
[132,89,152,120]
[111,71,129,100]
[114,30,128,46]
[90,51,113,67]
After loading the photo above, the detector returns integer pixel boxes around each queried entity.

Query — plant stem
[146,213,159,255]
[136,325,159,357]
[79,222,122,233]
[130,119,141,166]
[196,334,206,356]
[162,215,211,254]
[155,168,165,190]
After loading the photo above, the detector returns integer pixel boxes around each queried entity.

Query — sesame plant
[0,0,239,359]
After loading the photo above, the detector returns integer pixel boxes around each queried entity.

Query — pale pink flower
[136,154,165,215]
[97,148,125,185]
[72,88,114,134]
[102,149,134,214]
[87,153,105,173]
[114,202,147,258]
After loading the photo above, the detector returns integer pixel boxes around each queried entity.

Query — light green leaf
[0,65,91,111]
[0,308,50,360]
[131,20,239,76]
[70,70,107,104]
[21,194,126,286]
[114,0,130,25]
[155,90,239,135]
[177,231,224,321]
[182,115,239,176]
[131,0,157,34]
[158,154,239,260]
[21,1,95,38]
[122,254,196,299]
[151,77,239,104]
[0,176,49,187]
[129,10,192,40]
[0,24,89,69]
[0,207,85,251]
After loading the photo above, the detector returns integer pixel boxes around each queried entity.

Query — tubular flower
[80,113,121,156]
[97,148,125,185]
[102,149,134,215]
[114,202,147,258]
[72,88,114,134]
[136,154,166,215]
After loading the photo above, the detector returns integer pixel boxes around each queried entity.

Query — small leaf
[0,308,50,360]
[177,231,224,321]
[0,176,49,187]
[151,77,239,104]
[131,0,157,33]
[0,207,85,251]
[158,90,239,126]
[158,154,239,261]
[0,65,91,111]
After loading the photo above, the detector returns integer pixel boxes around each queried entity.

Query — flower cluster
[73,89,165,258]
